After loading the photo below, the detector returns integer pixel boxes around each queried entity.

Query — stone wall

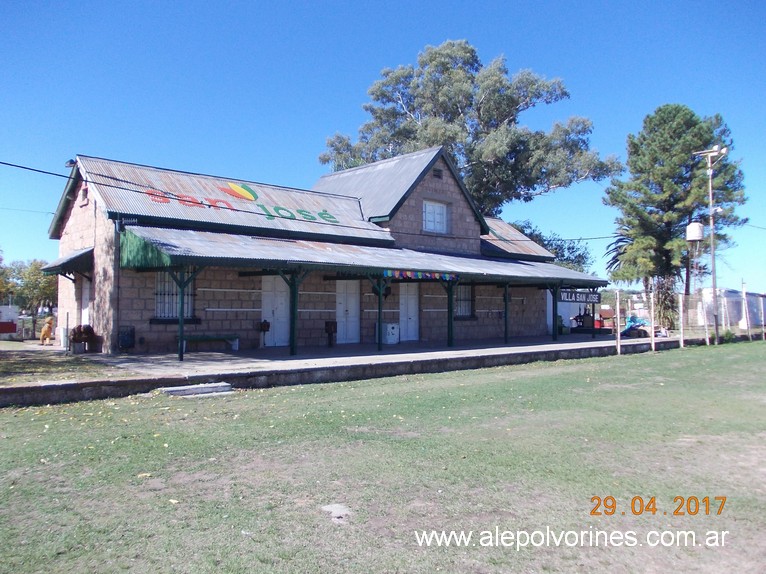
[56,181,118,351]
[109,269,549,353]
[418,284,547,343]
[385,157,482,255]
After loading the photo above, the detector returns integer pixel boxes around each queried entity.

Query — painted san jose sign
[145,181,339,223]
[559,290,601,304]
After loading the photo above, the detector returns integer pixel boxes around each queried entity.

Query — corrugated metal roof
[122,226,607,287]
[41,247,94,275]
[481,217,555,261]
[312,147,444,219]
[75,156,393,245]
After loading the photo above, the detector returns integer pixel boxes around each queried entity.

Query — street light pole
[693,145,727,345]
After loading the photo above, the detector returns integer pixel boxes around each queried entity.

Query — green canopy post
[279,270,309,356]
[168,266,203,361]
[440,280,457,347]
[504,283,510,344]
[366,275,391,352]
[551,284,560,341]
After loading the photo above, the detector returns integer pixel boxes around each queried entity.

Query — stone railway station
[43,146,605,360]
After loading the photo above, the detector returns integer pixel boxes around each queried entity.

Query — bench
[178,334,240,352]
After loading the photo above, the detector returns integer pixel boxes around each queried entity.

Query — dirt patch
[345,425,421,439]
[671,432,766,494]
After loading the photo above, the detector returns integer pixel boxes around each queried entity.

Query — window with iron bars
[154,271,194,319]
[455,284,474,318]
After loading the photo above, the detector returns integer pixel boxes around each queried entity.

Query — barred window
[155,271,194,319]
[455,285,474,318]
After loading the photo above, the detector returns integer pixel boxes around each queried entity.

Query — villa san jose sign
[559,290,601,304]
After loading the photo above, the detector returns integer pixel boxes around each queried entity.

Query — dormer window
[432,168,443,179]
[423,200,448,234]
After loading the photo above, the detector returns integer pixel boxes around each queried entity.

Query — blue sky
[1,0,764,293]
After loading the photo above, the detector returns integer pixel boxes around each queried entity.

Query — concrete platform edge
[0,339,683,408]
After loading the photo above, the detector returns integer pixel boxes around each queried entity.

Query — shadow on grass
[0,350,117,385]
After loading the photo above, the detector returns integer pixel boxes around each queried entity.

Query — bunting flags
[383,269,457,281]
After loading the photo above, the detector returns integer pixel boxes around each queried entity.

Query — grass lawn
[0,342,137,386]
[1,342,764,573]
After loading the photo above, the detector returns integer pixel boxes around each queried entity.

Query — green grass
[1,342,764,573]
[0,342,136,386]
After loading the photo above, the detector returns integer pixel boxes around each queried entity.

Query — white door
[261,275,290,347]
[399,282,419,341]
[80,279,91,325]
[336,280,360,344]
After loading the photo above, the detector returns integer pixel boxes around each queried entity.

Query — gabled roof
[481,218,555,262]
[49,156,394,246]
[312,146,489,234]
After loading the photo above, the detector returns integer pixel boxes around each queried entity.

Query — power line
[0,207,54,215]
[0,160,71,180]
[1,158,614,244]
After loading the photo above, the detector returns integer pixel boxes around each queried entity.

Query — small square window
[423,200,448,234]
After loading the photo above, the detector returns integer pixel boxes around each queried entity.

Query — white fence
[611,288,765,351]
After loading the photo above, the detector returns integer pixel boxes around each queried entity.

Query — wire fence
[607,289,766,350]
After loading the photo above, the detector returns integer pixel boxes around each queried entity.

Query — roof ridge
[316,146,443,178]
[76,155,359,202]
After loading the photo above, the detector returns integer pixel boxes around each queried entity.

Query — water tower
[686,221,704,293]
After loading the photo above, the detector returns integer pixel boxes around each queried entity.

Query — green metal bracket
[169,266,204,362]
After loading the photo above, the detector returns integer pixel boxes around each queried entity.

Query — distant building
[695,287,765,330]
[0,305,20,340]
[43,146,605,356]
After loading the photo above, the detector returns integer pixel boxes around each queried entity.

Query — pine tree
[604,104,746,326]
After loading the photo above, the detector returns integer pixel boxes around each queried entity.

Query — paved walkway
[83,334,624,378]
[1,333,685,407]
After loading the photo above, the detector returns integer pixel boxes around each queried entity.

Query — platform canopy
[120,226,607,289]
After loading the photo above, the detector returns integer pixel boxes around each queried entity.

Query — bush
[70,324,95,343]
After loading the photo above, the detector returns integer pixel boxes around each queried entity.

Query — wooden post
[742,283,752,342]
[679,292,685,349]
[616,289,622,356]
[650,289,656,352]
[446,281,455,347]
[551,285,559,341]
[761,296,765,341]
